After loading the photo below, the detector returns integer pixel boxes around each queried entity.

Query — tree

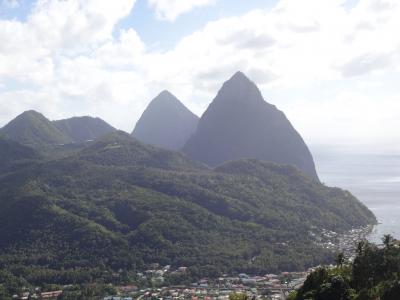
[0,285,11,300]
[335,252,345,268]
[356,240,366,256]
[382,234,394,249]
[382,281,400,300]
[295,237,400,300]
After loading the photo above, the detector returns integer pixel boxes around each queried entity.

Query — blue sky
[0,0,399,149]
[0,0,32,19]
[118,0,278,51]
[1,0,279,51]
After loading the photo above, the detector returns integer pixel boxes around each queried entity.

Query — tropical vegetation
[291,235,400,300]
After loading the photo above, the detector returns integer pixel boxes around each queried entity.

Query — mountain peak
[53,116,116,143]
[226,71,255,87]
[183,73,319,181]
[132,92,199,150]
[19,110,46,119]
[22,109,40,114]
[230,71,251,82]
[213,71,264,107]
[150,90,182,108]
[158,90,175,99]
[0,110,72,146]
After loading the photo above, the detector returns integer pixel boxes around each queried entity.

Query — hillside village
[9,217,373,300]
[102,266,311,300]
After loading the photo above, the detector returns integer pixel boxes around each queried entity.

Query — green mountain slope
[0,137,41,169]
[53,116,116,143]
[0,133,375,289]
[78,131,206,171]
[0,110,72,146]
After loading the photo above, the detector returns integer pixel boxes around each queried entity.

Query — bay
[313,148,400,244]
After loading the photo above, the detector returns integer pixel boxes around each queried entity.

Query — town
[103,266,311,300]
[11,226,374,300]
[10,265,311,300]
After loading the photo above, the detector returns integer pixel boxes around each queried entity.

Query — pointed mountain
[132,91,199,150]
[183,71,319,180]
[0,110,72,146]
[53,116,116,143]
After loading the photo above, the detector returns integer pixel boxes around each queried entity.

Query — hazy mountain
[53,116,116,143]
[0,110,72,146]
[132,90,199,150]
[183,72,319,180]
[0,131,375,289]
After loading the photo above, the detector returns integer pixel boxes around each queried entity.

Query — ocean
[313,148,400,244]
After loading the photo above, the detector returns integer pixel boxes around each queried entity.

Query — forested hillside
[0,132,375,296]
[291,236,400,300]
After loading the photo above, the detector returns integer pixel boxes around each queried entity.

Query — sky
[0,0,399,151]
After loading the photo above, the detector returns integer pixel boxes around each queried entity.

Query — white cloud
[96,29,145,68]
[0,0,137,84]
[147,0,215,21]
[285,89,400,143]
[137,0,400,144]
[339,52,395,77]
[29,0,135,53]
[0,0,400,145]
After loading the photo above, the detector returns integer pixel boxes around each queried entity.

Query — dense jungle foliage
[0,132,375,296]
[291,235,400,300]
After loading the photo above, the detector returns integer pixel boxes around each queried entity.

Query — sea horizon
[313,146,400,244]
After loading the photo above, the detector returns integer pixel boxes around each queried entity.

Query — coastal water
[313,148,400,244]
